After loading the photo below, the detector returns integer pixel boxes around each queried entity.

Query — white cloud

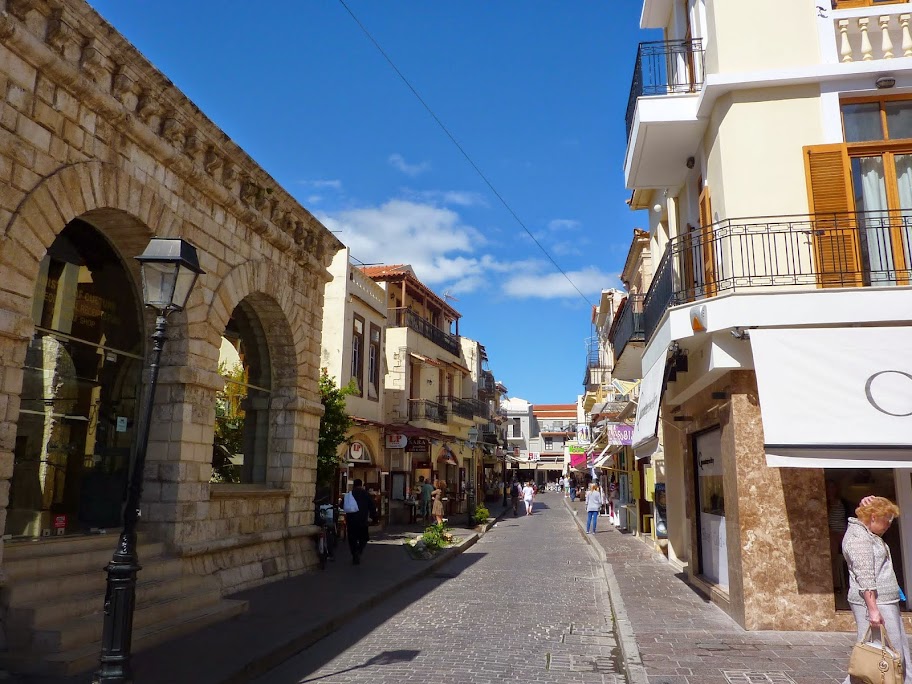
[547,219,581,232]
[306,194,323,204]
[403,188,487,207]
[388,153,431,177]
[298,179,342,190]
[501,267,619,300]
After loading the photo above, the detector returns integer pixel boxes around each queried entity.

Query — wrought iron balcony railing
[608,294,645,361]
[408,399,447,425]
[439,395,474,421]
[478,370,496,396]
[390,308,460,356]
[642,211,912,342]
[465,398,490,419]
[625,39,705,141]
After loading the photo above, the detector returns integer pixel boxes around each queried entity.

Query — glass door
[694,427,728,590]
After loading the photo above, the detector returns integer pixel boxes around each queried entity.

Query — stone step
[1,599,249,677]
[30,583,224,653]
[7,571,210,631]
[4,555,183,606]
[4,538,166,582]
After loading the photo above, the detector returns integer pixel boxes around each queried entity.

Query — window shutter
[698,185,717,297]
[803,144,862,287]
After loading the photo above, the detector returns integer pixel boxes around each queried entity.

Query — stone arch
[204,260,313,392]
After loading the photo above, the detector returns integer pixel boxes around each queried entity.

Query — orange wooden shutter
[803,144,862,287]
[698,185,717,297]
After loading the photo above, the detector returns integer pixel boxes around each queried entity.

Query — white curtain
[856,156,894,285]
[893,154,912,283]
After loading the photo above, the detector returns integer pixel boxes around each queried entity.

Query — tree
[212,360,245,483]
[317,369,355,487]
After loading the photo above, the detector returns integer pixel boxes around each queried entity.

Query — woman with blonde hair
[585,483,603,534]
[841,496,911,684]
[431,480,445,525]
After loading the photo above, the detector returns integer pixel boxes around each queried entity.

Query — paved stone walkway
[254,494,625,683]
[566,498,865,684]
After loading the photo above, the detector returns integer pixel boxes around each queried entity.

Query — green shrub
[421,522,452,551]
[473,505,490,525]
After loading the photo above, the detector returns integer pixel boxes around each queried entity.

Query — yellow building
[625,0,912,631]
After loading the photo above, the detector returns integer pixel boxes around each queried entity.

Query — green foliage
[421,522,453,551]
[211,360,244,483]
[473,505,490,525]
[317,369,355,487]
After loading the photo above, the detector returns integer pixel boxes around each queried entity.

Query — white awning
[631,352,668,449]
[751,327,912,468]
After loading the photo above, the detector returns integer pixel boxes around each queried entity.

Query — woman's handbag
[848,625,903,684]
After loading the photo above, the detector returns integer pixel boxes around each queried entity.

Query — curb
[222,531,480,683]
[563,498,648,684]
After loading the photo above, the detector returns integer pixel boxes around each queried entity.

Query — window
[544,437,553,451]
[512,417,521,438]
[367,323,381,400]
[214,301,272,484]
[351,315,364,396]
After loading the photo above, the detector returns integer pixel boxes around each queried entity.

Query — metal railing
[408,399,447,425]
[641,211,912,342]
[625,39,705,141]
[440,395,474,421]
[478,370,495,396]
[390,308,460,356]
[609,294,645,361]
[465,398,490,419]
[480,424,499,444]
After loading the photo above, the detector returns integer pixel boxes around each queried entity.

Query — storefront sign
[632,353,668,449]
[53,514,67,535]
[604,423,633,446]
[751,327,912,467]
[570,452,587,468]
[406,437,429,452]
[385,433,408,449]
[349,441,371,462]
[524,451,540,462]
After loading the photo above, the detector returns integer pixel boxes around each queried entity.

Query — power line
[336,0,594,307]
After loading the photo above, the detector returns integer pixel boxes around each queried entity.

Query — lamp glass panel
[140,261,179,310]
[171,265,199,311]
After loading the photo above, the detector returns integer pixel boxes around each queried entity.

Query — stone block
[15,115,51,153]
[32,100,64,137]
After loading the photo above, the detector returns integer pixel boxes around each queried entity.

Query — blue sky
[89,1,652,404]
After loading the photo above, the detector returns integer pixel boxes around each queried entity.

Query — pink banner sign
[570,452,587,468]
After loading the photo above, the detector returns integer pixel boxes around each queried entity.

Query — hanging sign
[406,437,429,452]
[349,441,371,462]
[386,433,408,449]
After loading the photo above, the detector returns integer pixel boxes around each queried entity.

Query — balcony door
[680,181,717,301]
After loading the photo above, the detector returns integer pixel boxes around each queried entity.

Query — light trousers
[844,602,912,684]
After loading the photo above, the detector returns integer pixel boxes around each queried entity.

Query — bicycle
[316,503,338,570]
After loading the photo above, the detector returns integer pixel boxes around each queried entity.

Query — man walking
[510,478,521,517]
[345,479,377,565]
[418,475,434,520]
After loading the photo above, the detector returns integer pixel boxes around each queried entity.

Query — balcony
[465,398,491,420]
[608,294,645,380]
[642,211,912,343]
[391,308,460,356]
[480,423,500,444]
[478,370,496,397]
[831,4,912,64]
[408,399,447,425]
[440,395,474,424]
[624,39,705,190]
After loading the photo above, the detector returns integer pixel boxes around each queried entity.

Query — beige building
[625,0,912,631]
[0,0,340,675]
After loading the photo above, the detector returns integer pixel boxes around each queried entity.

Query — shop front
[7,220,144,539]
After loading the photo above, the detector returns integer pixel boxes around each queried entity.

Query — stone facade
[0,0,341,593]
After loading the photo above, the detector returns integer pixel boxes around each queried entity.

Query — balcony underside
[612,341,645,381]
[625,95,702,190]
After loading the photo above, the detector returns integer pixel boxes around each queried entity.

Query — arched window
[212,300,272,484]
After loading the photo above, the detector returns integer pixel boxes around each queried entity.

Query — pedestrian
[419,475,434,521]
[608,476,619,518]
[431,480,445,525]
[345,479,377,566]
[585,483,603,535]
[510,478,521,516]
[523,480,536,516]
[841,495,911,684]
[569,478,577,502]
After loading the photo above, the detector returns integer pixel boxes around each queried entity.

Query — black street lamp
[94,238,204,684]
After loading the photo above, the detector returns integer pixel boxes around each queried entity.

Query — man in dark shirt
[346,479,378,565]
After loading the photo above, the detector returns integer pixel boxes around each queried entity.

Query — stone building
[0,0,340,674]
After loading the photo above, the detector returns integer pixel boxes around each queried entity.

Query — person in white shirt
[585,483,604,534]
[522,482,536,516]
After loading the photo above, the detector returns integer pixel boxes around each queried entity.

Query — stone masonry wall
[0,0,340,592]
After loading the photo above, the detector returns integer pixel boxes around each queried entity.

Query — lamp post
[501,437,509,508]
[94,238,204,684]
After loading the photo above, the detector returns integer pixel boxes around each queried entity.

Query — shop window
[351,315,364,396]
[7,220,143,538]
[823,469,902,610]
[213,300,272,484]
[367,323,380,400]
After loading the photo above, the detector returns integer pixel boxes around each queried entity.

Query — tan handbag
[848,625,904,684]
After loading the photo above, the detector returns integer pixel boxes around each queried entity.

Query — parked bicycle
[316,501,338,570]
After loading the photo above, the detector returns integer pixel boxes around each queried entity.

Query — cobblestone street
[253,493,625,684]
